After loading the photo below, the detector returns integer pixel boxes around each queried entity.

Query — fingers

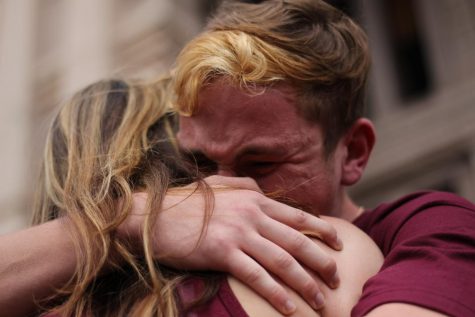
[242,234,326,311]
[259,217,340,289]
[261,199,343,251]
[227,251,298,315]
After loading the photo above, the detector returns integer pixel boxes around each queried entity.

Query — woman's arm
[0,184,342,317]
[0,219,76,317]
[122,182,343,314]
[228,216,384,317]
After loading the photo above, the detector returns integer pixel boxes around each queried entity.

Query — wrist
[116,193,148,255]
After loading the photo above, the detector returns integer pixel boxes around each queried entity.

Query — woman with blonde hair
[32,77,382,317]
[32,77,213,316]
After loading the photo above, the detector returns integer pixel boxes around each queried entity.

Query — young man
[171,0,475,316]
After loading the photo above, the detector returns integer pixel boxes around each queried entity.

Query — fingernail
[284,300,296,313]
[314,292,325,309]
[336,237,343,250]
[330,273,340,288]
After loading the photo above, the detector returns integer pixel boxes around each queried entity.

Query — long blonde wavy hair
[32,77,214,316]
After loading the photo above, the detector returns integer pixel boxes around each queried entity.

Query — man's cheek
[258,172,295,196]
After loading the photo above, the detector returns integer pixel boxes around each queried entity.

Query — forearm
[0,218,76,317]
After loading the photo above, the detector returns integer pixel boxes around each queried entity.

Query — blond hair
[174,0,370,152]
[33,78,214,316]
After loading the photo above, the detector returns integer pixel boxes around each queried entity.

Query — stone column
[361,0,401,118]
[0,0,36,232]
[61,0,113,96]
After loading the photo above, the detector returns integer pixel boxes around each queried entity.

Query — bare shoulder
[228,217,383,317]
[227,275,320,317]
[320,216,383,277]
[317,217,383,316]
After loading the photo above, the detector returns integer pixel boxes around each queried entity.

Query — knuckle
[237,203,263,220]
[320,221,337,239]
[267,284,285,302]
[301,279,318,295]
[209,226,242,250]
[274,251,294,270]
[326,226,338,242]
[294,209,307,226]
[321,257,337,276]
[243,189,263,202]
[222,251,240,272]
[207,234,232,255]
[217,235,235,250]
[225,219,246,235]
[235,205,254,218]
[242,266,263,285]
[289,232,308,251]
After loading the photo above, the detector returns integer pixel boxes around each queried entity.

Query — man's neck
[334,191,362,222]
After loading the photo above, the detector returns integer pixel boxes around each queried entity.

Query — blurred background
[0,0,474,234]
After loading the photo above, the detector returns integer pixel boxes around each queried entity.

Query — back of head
[174,0,370,153]
[33,77,199,316]
[33,78,189,225]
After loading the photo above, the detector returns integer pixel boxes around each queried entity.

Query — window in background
[383,0,433,102]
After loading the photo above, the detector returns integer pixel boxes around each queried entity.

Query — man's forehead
[176,79,315,157]
[181,81,299,129]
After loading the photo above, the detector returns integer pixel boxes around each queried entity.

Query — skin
[178,82,338,215]
[124,176,343,313]
[0,219,76,317]
[177,78,369,220]
[228,216,384,317]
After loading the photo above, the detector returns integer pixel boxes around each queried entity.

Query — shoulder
[363,191,474,219]
[318,217,383,316]
[358,190,474,216]
[228,218,383,317]
[353,191,475,317]
[355,191,475,254]
[319,216,383,281]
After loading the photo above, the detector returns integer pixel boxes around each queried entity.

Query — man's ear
[340,118,376,186]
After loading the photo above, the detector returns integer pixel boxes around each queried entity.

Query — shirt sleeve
[352,191,475,317]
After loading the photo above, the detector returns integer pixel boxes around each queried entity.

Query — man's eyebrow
[178,143,288,164]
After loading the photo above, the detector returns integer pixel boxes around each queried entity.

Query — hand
[123,176,342,314]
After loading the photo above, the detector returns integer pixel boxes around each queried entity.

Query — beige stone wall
[0,0,474,233]
[351,0,475,207]
[0,0,36,232]
[0,0,205,233]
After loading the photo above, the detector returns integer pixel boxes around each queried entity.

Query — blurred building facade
[348,0,475,208]
[0,0,474,233]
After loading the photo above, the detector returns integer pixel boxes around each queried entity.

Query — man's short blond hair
[174,0,370,153]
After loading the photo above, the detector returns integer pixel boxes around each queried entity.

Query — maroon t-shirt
[181,191,475,317]
[178,277,248,317]
[42,278,249,317]
[352,191,475,317]
[45,191,475,316]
